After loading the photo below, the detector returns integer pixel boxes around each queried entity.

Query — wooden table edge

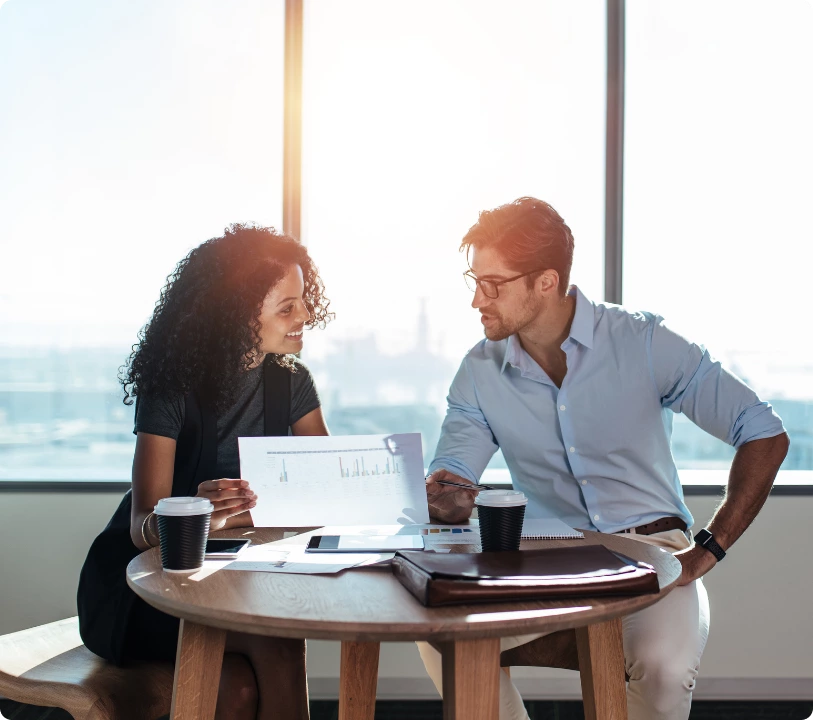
[126,562,682,643]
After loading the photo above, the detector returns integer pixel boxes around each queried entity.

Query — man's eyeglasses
[463,268,546,299]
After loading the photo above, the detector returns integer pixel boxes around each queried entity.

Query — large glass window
[301,0,606,469]
[0,0,284,479]
[624,0,813,473]
[6,0,803,485]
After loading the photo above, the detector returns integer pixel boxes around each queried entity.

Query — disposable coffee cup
[475,490,528,552]
[154,497,213,572]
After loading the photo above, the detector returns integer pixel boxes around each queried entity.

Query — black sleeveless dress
[77,359,291,665]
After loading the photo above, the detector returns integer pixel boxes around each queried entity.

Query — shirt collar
[567,285,595,350]
[500,285,595,373]
[500,334,522,373]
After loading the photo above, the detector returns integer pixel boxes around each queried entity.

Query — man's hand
[672,432,789,587]
[426,469,477,524]
[673,545,717,586]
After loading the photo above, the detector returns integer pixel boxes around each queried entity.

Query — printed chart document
[317,523,480,547]
[220,544,390,575]
[239,433,430,526]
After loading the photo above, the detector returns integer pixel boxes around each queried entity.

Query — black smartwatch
[694,528,726,562]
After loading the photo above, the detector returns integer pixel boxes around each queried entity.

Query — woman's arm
[130,432,176,551]
[291,407,329,436]
[131,431,258,542]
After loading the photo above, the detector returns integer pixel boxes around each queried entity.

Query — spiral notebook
[521,518,584,540]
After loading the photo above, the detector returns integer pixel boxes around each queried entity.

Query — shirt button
[582,480,588,486]
[560,405,566,411]
[569,446,576,453]
[594,514,600,521]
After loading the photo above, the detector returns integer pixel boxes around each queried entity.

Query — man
[420,197,789,720]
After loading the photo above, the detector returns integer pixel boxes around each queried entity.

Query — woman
[78,224,332,720]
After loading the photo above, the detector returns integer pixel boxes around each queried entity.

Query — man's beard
[482,296,544,342]
[482,313,514,342]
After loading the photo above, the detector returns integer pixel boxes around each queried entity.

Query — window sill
[1,470,811,495]
[480,469,813,496]
[0,479,132,492]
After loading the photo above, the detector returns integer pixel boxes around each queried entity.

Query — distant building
[0,319,810,480]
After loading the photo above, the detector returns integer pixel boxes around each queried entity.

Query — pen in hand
[425,475,495,492]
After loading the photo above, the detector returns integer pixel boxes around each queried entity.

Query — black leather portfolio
[391,545,660,607]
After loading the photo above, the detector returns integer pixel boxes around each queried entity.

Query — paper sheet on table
[239,433,429,526]
[316,523,480,548]
[221,544,393,575]
[421,533,478,547]
[521,518,584,539]
[317,523,480,537]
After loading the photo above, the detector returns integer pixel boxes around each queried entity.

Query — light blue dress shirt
[429,286,786,533]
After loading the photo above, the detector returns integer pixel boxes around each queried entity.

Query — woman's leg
[225,632,309,720]
[217,652,259,720]
[122,603,261,719]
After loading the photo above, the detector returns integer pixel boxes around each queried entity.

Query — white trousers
[416,529,711,720]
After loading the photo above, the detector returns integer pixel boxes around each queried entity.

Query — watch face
[695,529,724,560]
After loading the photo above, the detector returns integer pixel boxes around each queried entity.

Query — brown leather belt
[622,516,687,536]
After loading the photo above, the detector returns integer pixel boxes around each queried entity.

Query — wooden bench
[0,617,172,720]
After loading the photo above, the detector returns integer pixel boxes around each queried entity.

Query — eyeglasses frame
[463,267,547,299]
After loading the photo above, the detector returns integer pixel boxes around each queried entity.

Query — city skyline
[1,0,811,479]
[1,300,811,481]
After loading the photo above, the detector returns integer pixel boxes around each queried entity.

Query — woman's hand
[195,479,257,532]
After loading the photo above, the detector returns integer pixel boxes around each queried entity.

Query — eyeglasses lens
[465,273,499,298]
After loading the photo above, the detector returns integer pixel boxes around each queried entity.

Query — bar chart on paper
[338,452,401,478]
[267,447,404,484]
[238,433,429,526]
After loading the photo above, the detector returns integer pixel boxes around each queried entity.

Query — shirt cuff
[133,427,180,440]
[731,403,786,447]
[290,400,321,426]
[427,456,480,484]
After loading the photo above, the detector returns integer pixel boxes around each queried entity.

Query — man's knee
[627,650,698,715]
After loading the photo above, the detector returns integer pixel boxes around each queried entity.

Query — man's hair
[460,197,575,296]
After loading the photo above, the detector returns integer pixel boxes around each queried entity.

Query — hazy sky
[1,0,811,399]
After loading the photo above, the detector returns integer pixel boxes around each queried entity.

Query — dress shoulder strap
[263,356,292,436]
[176,389,217,494]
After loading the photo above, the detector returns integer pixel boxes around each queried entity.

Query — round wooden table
[127,526,681,720]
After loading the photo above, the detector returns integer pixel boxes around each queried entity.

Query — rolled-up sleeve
[647,316,785,447]
[428,356,499,482]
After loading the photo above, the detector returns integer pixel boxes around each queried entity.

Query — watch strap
[694,528,726,562]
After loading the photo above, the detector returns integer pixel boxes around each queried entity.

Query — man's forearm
[706,433,789,549]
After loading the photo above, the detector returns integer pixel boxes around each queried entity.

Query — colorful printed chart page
[239,433,430,526]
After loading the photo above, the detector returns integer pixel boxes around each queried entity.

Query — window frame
[1,0,806,493]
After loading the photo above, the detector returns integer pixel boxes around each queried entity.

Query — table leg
[170,619,227,720]
[576,618,628,720]
[441,638,501,720]
[338,640,380,720]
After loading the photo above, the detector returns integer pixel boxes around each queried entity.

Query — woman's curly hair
[121,223,333,412]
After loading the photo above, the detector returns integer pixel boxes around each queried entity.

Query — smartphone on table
[204,538,251,559]
[305,535,425,553]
